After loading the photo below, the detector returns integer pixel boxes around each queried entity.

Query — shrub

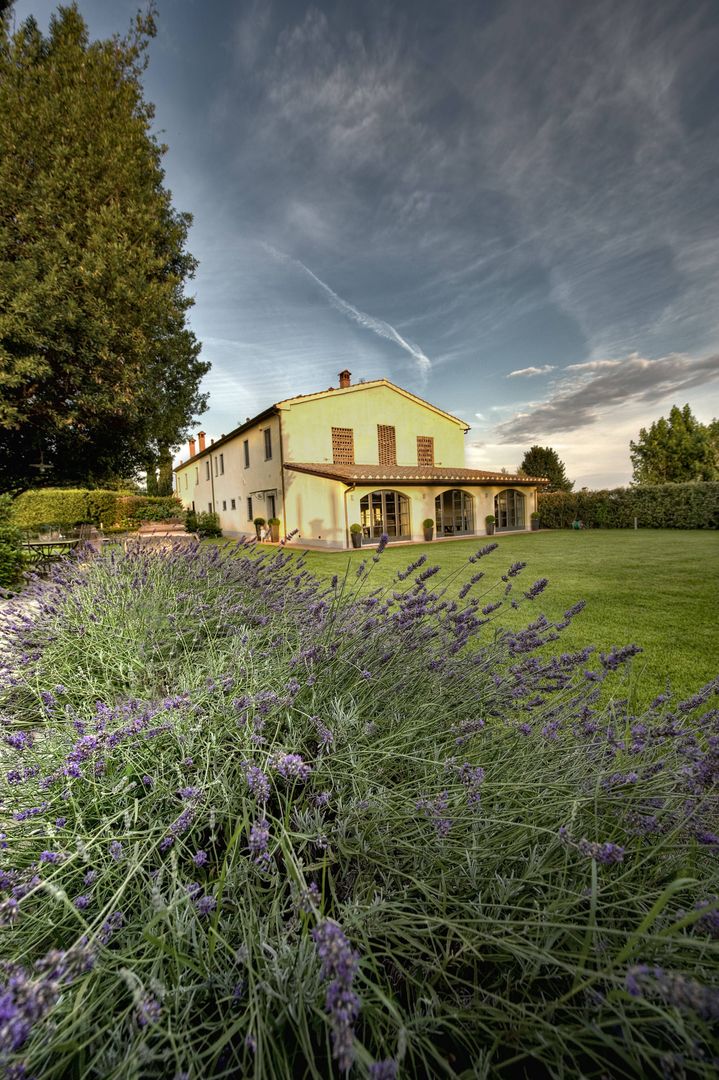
[268,517,280,526]
[196,511,222,538]
[422,518,434,529]
[539,482,719,529]
[0,544,717,1077]
[349,523,362,534]
[11,489,184,531]
[0,493,25,588]
[185,509,198,533]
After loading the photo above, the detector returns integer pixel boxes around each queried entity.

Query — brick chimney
[338,369,351,389]
[198,431,206,452]
[188,436,196,457]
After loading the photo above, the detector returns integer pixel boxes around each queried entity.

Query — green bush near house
[11,489,183,531]
[195,511,222,538]
[539,481,719,529]
[0,492,25,588]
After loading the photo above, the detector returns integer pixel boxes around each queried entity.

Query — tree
[0,3,209,491]
[518,446,573,492]
[630,405,718,485]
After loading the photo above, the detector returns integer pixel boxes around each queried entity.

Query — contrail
[263,243,431,373]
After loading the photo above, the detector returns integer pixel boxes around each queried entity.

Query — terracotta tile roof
[284,462,547,485]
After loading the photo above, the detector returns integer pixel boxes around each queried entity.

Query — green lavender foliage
[0,542,717,1078]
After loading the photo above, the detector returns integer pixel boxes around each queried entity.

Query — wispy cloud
[507,365,556,378]
[495,351,719,441]
[262,243,432,373]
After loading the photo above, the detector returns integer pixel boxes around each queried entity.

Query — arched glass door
[435,489,475,535]
[494,489,526,531]
[360,490,410,541]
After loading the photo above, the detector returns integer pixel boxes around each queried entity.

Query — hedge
[11,489,183,531]
[0,492,26,588]
[538,482,719,529]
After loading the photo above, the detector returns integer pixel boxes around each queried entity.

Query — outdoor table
[22,538,82,570]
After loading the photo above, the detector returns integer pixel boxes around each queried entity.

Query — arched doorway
[435,489,475,535]
[359,490,410,541]
[494,489,526,531]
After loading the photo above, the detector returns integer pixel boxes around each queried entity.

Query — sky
[11,0,719,487]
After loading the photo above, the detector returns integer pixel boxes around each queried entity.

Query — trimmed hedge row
[0,492,25,588]
[538,481,719,529]
[11,489,183,530]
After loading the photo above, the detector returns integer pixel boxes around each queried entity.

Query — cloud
[262,243,432,373]
[506,365,556,378]
[494,351,719,441]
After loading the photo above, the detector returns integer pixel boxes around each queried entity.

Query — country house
[173,371,545,548]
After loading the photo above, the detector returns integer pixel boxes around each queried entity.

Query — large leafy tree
[0,3,209,490]
[518,445,573,492]
[630,404,718,485]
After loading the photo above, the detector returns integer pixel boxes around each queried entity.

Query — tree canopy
[630,404,718,485]
[518,445,573,492]
[0,3,209,490]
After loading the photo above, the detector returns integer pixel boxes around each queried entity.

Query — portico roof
[284,462,546,485]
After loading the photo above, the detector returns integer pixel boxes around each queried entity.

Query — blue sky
[12,0,719,486]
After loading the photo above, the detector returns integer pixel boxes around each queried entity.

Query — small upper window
[377,424,397,466]
[417,436,434,466]
[205,461,210,480]
[264,429,272,460]
[332,427,354,464]
[208,503,212,513]
[195,467,199,484]
[247,496,253,520]
[214,457,219,476]
[184,473,188,489]
[231,498,236,510]
[219,453,224,475]
[243,440,250,468]
[222,500,227,511]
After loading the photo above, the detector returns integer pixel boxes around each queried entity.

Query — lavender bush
[0,539,717,1078]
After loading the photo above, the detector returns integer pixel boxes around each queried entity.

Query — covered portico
[283,463,545,548]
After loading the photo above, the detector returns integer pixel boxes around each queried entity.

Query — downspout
[343,483,355,549]
[277,410,287,539]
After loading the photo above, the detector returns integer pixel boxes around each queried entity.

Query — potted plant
[422,517,434,541]
[530,510,540,531]
[350,523,363,549]
[485,514,496,536]
[268,516,280,542]
[253,516,266,540]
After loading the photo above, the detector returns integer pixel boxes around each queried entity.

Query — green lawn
[297,529,718,706]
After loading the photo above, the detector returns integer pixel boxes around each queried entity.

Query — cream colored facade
[174,374,543,549]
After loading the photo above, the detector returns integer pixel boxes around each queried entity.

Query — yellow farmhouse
[173,371,545,549]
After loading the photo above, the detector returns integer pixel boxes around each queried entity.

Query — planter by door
[486,523,495,535]
[423,527,434,542]
[270,524,280,542]
[351,532,362,549]
[531,519,540,531]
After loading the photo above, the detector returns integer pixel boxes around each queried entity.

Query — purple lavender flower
[249,818,271,866]
[626,965,719,1021]
[54,817,67,828]
[457,763,485,807]
[312,919,361,1071]
[136,996,162,1027]
[193,850,208,868]
[74,894,91,910]
[274,753,312,782]
[195,894,217,917]
[141,775,154,787]
[83,869,98,886]
[577,838,625,864]
[245,1033,257,1053]
[39,851,62,864]
[177,785,202,801]
[108,840,124,862]
[98,911,123,945]
[243,762,270,802]
[370,1062,398,1080]
[416,791,452,837]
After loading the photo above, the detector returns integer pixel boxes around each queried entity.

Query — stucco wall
[279,383,467,467]
[174,415,283,538]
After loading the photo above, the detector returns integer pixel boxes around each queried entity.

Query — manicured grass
[301,529,719,706]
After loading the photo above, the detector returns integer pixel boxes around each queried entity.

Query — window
[243,440,250,468]
[332,427,355,464]
[267,494,276,519]
[219,453,224,475]
[208,503,212,513]
[435,490,474,535]
[222,500,227,511]
[231,498,236,510]
[205,461,210,480]
[184,473,188,489]
[247,496,253,521]
[377,425,397,466]
[214,457,219,476]
[494,489,526,531]
[264,428,272,460]
[195,467,199,484]
[359,490,410,540]
[417,436,434,466]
